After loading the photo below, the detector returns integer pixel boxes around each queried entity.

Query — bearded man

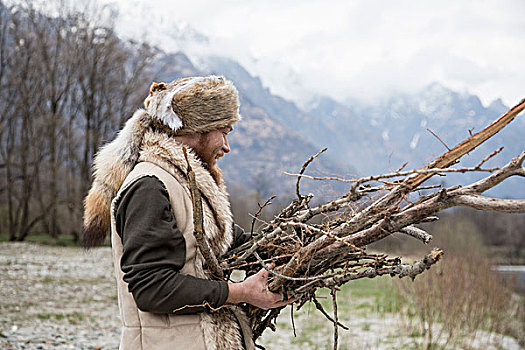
[82,76,290,350]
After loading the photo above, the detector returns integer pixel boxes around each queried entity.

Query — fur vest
[109,129,254,350]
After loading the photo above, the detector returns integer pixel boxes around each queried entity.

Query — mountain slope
[153,52,345,196]
[310,83,524,197]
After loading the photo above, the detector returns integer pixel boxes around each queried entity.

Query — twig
[296,148,327,199]
[395,161,409,172]
[222,252,294,271]
[415,185,442,191]
[291,303,296,337]
[417,216,439,223]
[251,196,276,235]
[284,165,498,184]
[427,128,451,151]
[253,251,331,282]
[331,288,339,350]
[172,301,225,313]
[182,146,224,280]
[475,146,504,169]
[253,308,282,340]
[283,222,363,252]
[451,194,525,213]
[406,98,525,189]
[312,296,349,330]
[295,249,444,294]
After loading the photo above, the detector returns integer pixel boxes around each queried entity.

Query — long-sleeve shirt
[114,176,251,314]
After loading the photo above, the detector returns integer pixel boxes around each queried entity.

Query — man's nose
[222,136,231,153]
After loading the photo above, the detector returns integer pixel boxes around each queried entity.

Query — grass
[35,312,85,324]
[265,276,401,349]
[41,276,55,284]
[336,276,400,316]
[36,276,106,285]
[326,276,395,313]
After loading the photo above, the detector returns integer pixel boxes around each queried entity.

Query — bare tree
[1,3,49,241]
[0,0,156,241]
[27,2,76,238]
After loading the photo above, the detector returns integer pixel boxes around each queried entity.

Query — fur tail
[82,109,152,248]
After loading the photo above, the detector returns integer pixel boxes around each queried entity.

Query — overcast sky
[101,1,525,107]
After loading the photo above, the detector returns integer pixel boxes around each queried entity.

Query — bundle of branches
[187,99,525,347]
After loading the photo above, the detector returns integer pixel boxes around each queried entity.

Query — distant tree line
[0,0,158,241]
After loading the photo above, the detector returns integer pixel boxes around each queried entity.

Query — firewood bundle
[187,99,525,345]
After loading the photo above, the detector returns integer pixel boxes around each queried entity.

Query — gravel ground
[0,242,521,350]
[0,243,119,350]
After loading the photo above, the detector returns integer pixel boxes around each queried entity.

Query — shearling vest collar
[138,130,234,258]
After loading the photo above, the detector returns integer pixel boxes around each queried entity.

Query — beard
[192,135,225,185]
[208,165,224,186]
[207,151,225,185]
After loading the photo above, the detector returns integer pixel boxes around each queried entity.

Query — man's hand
[227,265,295,310]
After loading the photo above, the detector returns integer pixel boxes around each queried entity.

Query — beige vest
[110,161,254,350]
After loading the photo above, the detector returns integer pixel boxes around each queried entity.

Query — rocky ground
[0,242,521,350]
[0,243,119,350]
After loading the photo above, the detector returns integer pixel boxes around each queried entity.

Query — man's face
[193,126,232,169]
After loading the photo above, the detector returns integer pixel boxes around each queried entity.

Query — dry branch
[216,99,525,345]
[398,225,433,244]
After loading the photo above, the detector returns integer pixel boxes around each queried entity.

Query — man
[82,76,290,350]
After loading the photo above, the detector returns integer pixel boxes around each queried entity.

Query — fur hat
[82,75,241,248]
[144,75,241,134]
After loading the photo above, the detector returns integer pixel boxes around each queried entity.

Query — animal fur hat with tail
[82,75,241,248]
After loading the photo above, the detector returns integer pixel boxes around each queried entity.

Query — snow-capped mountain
[309,83,524,198]
[197,55,523,198]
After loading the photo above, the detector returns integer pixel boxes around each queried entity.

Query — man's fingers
[260,292,290,309]
[272,298,296,308]
[258,267,269,280]
[258,262,275,281]
[268,291,296,304]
